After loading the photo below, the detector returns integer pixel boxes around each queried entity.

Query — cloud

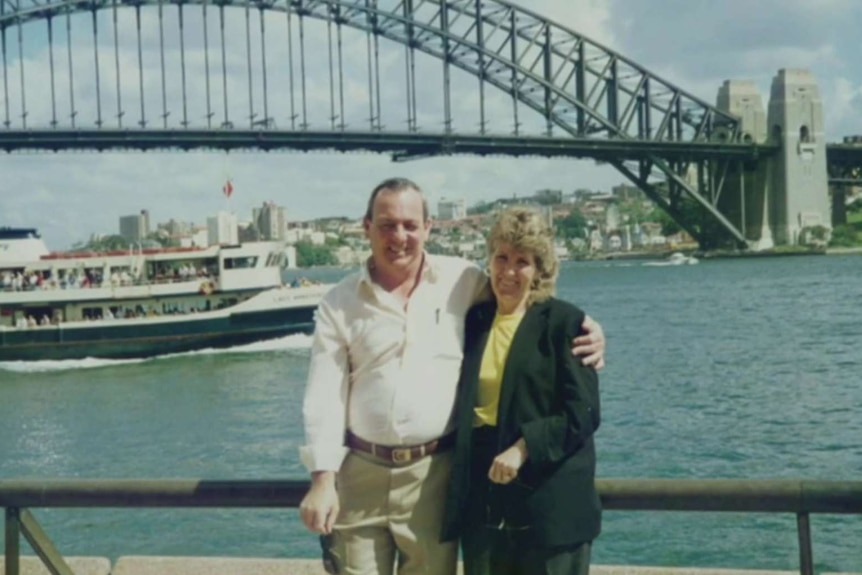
[605,0,862,136]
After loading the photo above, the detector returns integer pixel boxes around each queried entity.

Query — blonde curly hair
[486,206,559,305]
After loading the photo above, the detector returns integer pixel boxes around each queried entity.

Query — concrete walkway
[0,557,111,575]
[3,556,858,575]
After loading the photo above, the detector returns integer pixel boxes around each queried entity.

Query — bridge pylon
[766,69,831,245]
[715,80,771,247]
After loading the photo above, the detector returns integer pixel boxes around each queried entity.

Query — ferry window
[224,256,258,269]
[82,307,104,320]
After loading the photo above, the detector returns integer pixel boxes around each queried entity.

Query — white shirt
[300,254,488,472]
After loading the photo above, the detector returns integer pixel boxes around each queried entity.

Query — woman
[442,206,601,575]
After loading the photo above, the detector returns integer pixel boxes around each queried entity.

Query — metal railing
[2,478,861,575]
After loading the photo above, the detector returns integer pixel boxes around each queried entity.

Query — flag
[222,179,234,198]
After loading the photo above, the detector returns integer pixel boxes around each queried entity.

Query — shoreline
[571,245,862,262]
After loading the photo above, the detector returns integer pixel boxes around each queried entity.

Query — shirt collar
[357,251,439,293]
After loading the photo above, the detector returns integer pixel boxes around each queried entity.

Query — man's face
[364,188,431,277]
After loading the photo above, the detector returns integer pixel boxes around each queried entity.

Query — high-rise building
[534,189,563,204]
[252,202,288,241]
[207,211,239,246]
[437,198,466,221]
[119,210,150,242]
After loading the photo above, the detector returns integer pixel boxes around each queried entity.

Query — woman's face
[489,241,537,313]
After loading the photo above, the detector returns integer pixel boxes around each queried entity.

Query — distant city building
[553,241,570,261]
[207,211,238,246]
[284,228,326,245]
[573,188,594,202]
[253,202,288,241]
[158,218,192,237]
[605,204,621,231]
[192,227,208,246]
[437,198,467,221]
[333,245,358,267]
[340,220,365,237]
[540,205,554,229]
[588,229,603,251]
[119,210,150,242]
[534,189,563,204]
[283,245,298,269]
[238,222,261,243]
[612,184,641,201]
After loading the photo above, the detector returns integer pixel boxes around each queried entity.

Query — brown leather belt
[346,430,456,464]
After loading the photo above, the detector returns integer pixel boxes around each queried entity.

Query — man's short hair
[365,177,429,222]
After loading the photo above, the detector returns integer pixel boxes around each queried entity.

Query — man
[299,178,605,575]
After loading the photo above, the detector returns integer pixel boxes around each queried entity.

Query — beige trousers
[332,450,458,575]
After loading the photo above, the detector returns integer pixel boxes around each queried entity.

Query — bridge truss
[0,0,775,247]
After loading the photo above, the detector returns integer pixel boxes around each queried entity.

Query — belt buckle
[391,448,412,463]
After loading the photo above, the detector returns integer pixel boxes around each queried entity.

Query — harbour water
[1,255,860,571]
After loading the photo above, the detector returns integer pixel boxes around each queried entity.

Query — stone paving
[1,556,858,575]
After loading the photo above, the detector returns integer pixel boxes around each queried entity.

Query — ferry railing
[2,478,860,575]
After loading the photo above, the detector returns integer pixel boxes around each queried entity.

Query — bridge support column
[716,80,769,246]
[766,69,831,245]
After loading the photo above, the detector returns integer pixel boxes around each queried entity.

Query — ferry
[0,227,329,361]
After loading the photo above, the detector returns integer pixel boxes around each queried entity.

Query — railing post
[797,512,814,575]
[5,507,20,575]
[18,509,76,575]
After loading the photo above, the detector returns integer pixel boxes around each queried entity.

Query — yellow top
[473,310,525,427]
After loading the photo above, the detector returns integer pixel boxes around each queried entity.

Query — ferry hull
[0,305,316,362]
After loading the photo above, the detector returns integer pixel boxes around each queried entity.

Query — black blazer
[442,297,601,548]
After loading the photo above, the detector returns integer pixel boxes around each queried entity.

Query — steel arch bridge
[1,0,777,247]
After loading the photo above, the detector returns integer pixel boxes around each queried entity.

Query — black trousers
[461,426,592,575]
[463,530,591,575]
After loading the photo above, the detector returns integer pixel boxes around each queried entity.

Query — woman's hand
[488,438,529,484]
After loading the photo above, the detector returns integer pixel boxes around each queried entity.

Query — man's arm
[573,314,605,369]
[298,297,350,534]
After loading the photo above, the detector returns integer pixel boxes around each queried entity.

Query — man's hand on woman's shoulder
[572,314,605,370]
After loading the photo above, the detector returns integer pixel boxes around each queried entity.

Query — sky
[1,0,860,249]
